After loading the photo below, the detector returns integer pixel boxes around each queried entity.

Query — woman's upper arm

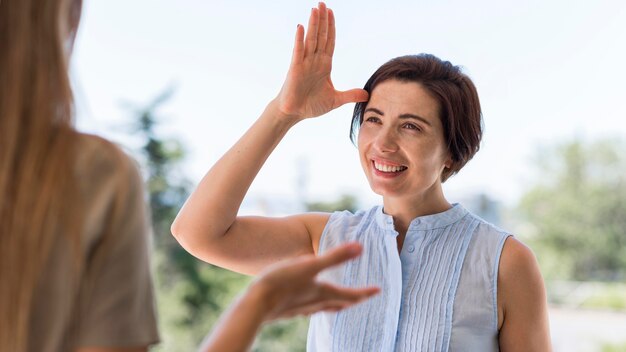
[176,212,331,276]
[497,237,552,352]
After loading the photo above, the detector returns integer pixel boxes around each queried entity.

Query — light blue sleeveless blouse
[307,204,510,352]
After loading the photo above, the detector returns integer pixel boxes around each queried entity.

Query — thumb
[334,89,369,108]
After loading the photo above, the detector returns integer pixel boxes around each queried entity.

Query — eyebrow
[364,107,432,127]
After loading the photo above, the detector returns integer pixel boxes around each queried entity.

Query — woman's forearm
[171,100,297,249]
[198,286,269,352]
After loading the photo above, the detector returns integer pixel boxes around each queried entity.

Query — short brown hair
[351,54,483,182]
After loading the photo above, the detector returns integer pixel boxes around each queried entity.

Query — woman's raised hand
[275,2,369,121]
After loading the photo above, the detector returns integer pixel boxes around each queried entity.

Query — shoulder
[75,133,137,169]
[498,237,546,307]
[74,133,142,191]
[499,237,542,287]
[460,211,511,255]
[73,134,146,245]
[497,237,552,349]
[497,236,548,326]
[324,206,379,234]
[463,209,509,238]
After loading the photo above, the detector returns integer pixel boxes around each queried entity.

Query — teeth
[374,161,406,173]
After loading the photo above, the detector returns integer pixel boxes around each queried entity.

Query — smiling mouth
[372,160,408,173]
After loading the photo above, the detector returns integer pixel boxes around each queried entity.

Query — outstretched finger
[276,299,355,320]
[281,297,371,318]
[304,7,319,58]
[325,8,336,56]
[319,282,381,302]
[316,2,329,54]
[312,242,363,273]
[291,24,305,65]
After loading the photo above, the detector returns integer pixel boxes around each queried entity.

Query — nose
[373,127,398,153]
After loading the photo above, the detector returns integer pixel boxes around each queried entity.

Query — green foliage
[253,317,310,352]
[580,282,626,311]
[125,90,249,351]
[518,138,626,281]
[307,194,359,213]
[603,341,626,352]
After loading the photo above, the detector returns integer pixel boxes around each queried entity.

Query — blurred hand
[250,242,380,321]
[275,2,369,121]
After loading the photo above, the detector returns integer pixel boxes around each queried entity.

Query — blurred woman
[0,0,159,350]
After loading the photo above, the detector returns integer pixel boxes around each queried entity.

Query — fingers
[304,7,319,57]
[304,3,333,58]
[291,24,305,65]
[325,8,336,56]
[316,2,329,55]
[333,89,370,109]
[319,282,380,302]
[277,299,361,319]
[288,285,380,317]
[312,242,363,273]
[276,284,380,320]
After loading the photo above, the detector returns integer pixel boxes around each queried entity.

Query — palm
[276,4,368,119]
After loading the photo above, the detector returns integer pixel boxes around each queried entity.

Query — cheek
[357,128,372,158]
[410,143,448,173]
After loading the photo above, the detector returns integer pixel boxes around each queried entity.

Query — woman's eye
[365,116,381,123]
[403,123,420,131]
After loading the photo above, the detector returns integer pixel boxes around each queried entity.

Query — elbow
[170,217,183,241]
[169,217,221,260]
[170,216,194,251]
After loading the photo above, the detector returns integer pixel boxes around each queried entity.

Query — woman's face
[358,79,451,200]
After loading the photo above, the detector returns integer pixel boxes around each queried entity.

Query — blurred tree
[307,194,359,213]
[124,89,249,351]
[519,138,626,281]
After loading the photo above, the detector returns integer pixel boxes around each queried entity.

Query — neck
[382,186,451,235]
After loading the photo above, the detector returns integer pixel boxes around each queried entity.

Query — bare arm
[498,237,552,351]
[171,3,368,275]
[198,243,380,352]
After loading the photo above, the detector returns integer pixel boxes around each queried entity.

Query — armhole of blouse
[493,233,513,331]
[317,211,343,255]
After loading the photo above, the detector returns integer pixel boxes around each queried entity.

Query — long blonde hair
[0,0,83,350]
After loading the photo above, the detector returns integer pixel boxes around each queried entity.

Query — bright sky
[72,0,626,208]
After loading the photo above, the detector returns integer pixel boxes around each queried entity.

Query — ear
[443,155,453,170]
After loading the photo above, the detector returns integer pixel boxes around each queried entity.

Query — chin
[368,183,403,198]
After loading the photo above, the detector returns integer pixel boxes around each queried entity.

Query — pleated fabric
[307,204,510,352]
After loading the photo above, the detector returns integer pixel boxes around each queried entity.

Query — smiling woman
[171,2,552,351]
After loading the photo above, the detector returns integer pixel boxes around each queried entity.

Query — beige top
[28,134,160,351]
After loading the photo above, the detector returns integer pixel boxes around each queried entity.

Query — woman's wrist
[266,98,302,127]
[242,280,278,322]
